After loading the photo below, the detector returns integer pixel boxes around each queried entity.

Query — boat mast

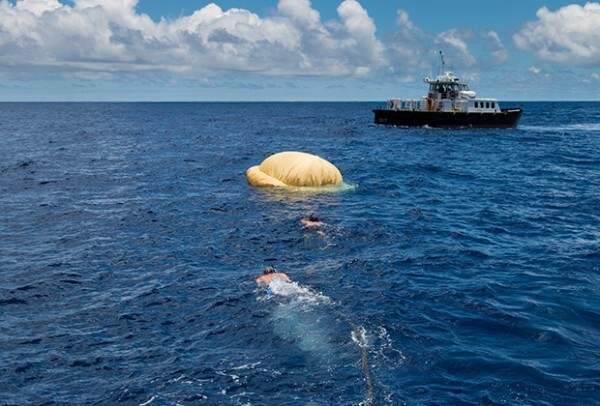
[439,51,445,76]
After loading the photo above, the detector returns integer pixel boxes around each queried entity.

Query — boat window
[486,102,490,109]
[474,101,478,108]
[492,102,495,108]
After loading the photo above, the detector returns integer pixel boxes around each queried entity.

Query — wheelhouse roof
[424,77,467,85]
[424,71,467,85]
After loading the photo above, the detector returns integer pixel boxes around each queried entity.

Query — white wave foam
[351,326,369,348]
[372,326,405,365]
[139,396,156,406]
[520,123,600,133]
[268,279,330,304]
[231,362,262,371]
[266,280,340,357]
[216,371,240,384]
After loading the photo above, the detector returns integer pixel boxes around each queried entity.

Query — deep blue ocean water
[1,101,599,405]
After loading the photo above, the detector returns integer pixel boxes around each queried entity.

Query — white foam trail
[520,123,600,133]
[216,371,240,383]
[232,362,262,370]
[351,326,369,348]
[266,280,338,357]
[139,396,155,406]
[369,326,406,366]
[268,279,330,304]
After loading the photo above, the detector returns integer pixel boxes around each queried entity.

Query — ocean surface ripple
[1,102,599,405]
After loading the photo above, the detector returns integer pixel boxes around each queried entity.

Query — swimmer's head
[263,267,276,275]
[309,215,319,222]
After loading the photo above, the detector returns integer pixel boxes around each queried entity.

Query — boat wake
[520,123,600,133]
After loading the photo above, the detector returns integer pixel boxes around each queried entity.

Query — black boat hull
[373,108,523,129]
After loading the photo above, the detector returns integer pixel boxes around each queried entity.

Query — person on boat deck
[300,214,324,228]
[256,267,291,285]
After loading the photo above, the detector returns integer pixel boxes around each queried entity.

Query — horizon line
[1,100,599,103]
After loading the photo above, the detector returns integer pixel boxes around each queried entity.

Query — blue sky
[0,0,598,101]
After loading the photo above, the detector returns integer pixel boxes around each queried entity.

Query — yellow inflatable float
[246,151,343,188]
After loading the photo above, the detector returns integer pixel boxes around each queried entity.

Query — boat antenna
[439,51,445,75]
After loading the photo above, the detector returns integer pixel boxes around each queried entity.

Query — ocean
[1,102,598,405]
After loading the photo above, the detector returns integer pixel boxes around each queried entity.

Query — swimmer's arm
[279,273,291,282]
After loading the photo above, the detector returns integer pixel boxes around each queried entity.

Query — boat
[373,52,523,129]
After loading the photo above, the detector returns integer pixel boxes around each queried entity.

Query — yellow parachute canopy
[246,151,343,187]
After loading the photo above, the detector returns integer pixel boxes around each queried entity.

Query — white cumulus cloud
[435,29,477,69]
[513,2,600,67]
[278,0,322,30]
[386,10,429,75]
[430,28,508,74]
[337,0,386,74]
[482,31,508,65]
[0,0,386,78]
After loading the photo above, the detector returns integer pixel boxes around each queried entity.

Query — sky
[0,0,599,101]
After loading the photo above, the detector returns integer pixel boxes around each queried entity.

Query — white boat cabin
[387,71,501,114]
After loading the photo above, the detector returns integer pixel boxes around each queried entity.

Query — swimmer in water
[256,267,291,299]
[301,214,324,228]
[301,215,326,236]
[256,267,291,285]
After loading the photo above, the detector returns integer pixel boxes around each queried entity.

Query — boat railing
[387,98,427,111]
[388,98,471,113]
